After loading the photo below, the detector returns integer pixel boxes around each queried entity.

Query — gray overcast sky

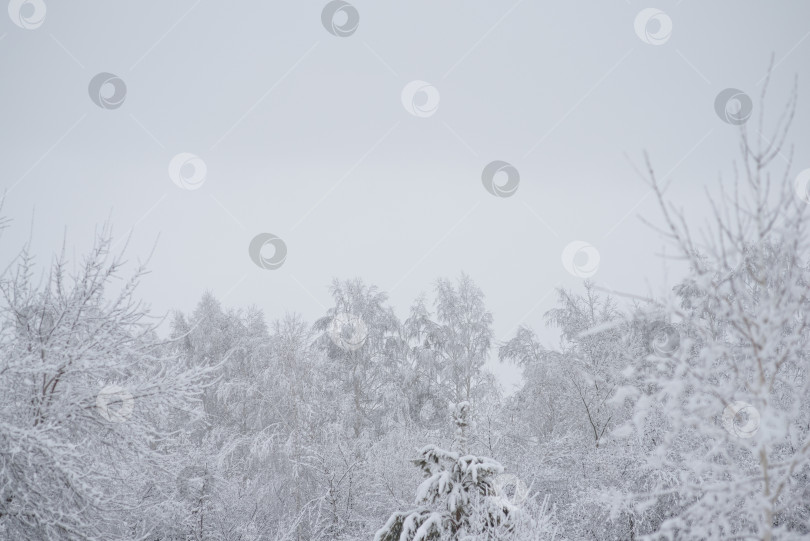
[2,1,809,391]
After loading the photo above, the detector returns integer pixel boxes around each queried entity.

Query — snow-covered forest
[3,2,810,540]
[2,83,810,539]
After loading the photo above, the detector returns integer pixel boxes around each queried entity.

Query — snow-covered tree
[374,404,527,541]
[0,229,215,540]
[543,282,628,448]
[499,284,656,539]
[616,81,810,539]
[314,278,403,437]
[431,275,495,408]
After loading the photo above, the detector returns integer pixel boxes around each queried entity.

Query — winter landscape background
[2,1,810,539]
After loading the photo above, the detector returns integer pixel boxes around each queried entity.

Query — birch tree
[617,79,810,539]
